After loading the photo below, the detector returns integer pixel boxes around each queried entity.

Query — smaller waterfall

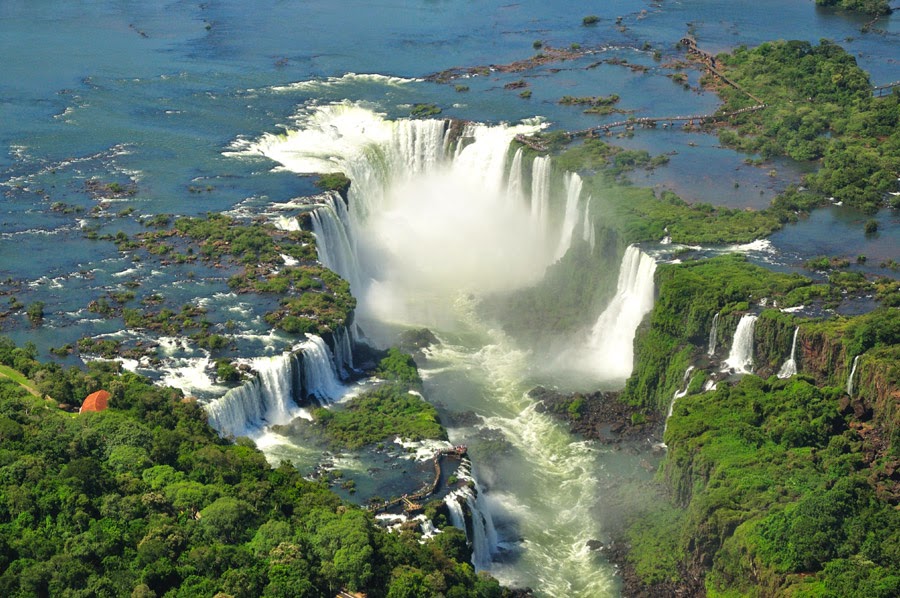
[204,351,302,438]
[777,327,800,379]
[724,314,758,374]
[582,197,595,251]
[311,192,362,292]
[299,334,345,402]
[331,326,355,379]
[846,355,860,397]
[553,172,583,260]
[444,485,498,571]
[584,245,657,380]
[445,488,467,529]
[530,156,551,231]
[506,147,525,207]
[707,312,720,357]
[661,366,695,447]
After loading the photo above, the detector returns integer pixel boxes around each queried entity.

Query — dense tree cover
[815,0,892,15]
[376,348,422,384]
[715,40,900,213]
[310,383,447,450]
[0,341,502,597]
[307,351,443,450]
[628,375,900,596]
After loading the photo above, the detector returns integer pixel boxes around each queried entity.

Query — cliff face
[620,257,899,595]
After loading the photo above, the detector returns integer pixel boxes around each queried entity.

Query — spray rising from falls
[777,327,800,379]
[724,314,758,374]
[247,103,588,327]
[204,335,345,438]
[580,245,657,381]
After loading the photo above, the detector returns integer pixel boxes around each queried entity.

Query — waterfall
[777,327,800,379]
[707,312,720,357]
[583,245,657,380]
[506,147,525,207]
[445,488,466,529]
[724,314,758,374]
[444,485,498,571]
[204,333,347,436]
[582,196,595,251]
[311,192,363,293]
[847,355,860,397]
[204,351,303,438]
[298,334,344,402]
[530,155,551,233]
[661,366,695,447]
[331,326,355,379]
[553,172,583,261]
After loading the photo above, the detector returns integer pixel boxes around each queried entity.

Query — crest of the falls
[724,314,758,374]
[578,245,657,381]
[777,326,800,379]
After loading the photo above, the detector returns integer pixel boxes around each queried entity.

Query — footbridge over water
[368,445,468,515]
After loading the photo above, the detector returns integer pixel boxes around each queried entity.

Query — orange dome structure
[79,389,110,413]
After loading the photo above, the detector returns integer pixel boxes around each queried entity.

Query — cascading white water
[554,172,584,261]
[444,482,499,570]
[530,155,551,234]
[298,334,345,402]
[331,326,355,379]
[445,488,467,530]
[777,327,800,379]
[660,366,696,448]
[847,355,860,397]
[311,192,363,292]
[581,245,657,381]
[582,195,595,251]
[708,312,720,357]
[204,351,302,438]
[204,332,348,437]
[506,147,526,208]
[724,314,758,374]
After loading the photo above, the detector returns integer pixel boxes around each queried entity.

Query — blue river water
[0,1,897,595]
